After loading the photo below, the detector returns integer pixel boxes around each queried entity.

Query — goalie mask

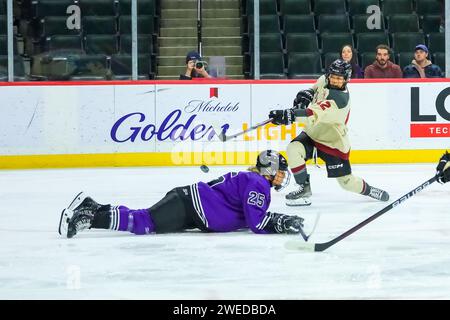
[256,150,291,191]
[326,59,352,90]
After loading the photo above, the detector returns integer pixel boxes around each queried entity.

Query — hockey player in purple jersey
[58,150,306,238]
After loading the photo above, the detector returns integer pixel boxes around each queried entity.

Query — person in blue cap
[403,44,443,78]
[179,51,212,80]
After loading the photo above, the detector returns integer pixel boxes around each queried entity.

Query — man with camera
[179,51,212,80]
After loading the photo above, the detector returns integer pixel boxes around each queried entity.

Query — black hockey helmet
[256,150,290,191]
[326,59,352,89]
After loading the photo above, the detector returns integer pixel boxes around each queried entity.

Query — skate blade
[67,191,87,211]
[58,208,74,238]
[285,199,312,207]
[58,191,85,237]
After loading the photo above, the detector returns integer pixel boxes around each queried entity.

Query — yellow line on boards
[0,150,445,169]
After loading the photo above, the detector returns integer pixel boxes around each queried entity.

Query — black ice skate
[365,185,390,202]
[58,192,102,238]
[285,180,312,206]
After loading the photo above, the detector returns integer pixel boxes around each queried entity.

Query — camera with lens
[195,61,206,69]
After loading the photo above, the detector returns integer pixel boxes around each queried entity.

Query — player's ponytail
[247,166,261,173]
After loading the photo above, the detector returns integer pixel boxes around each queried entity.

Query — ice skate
[58,192,101,238]
[285,180,312,206]
[366,186,390,202]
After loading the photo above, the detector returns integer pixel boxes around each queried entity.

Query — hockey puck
[200,165,209,173]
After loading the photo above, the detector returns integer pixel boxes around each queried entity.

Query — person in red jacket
[364,44,402,78]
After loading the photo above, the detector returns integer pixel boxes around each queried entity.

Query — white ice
[0,163,449,299]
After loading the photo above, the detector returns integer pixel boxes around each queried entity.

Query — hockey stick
[200,118,272,170]
[298,212,321,241]
[218,119,273,142]
[285,174,439,252]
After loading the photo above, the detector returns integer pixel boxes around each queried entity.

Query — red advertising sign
[410,123,450,137]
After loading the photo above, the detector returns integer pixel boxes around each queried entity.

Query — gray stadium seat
[382,0,413,15]
[314,0,346,15]
[415,0,442,16]
[321,33,353,54]
[85,34,118,55]
[119,15,154,35]
[111,54,154,79]
[78,0,116,16]
[283,15,315,34]
[118,0,156,16]
[280,0,312,15]
[120,34,153,54]
[387,14,419,33]
[421,15,442,33]
[83,16,117,35]
[352,14,385,33]
[347,0,380,15]
[396,51,415,69]
[356,32,389,53]
[392,32,425,52]
[288,52,322,79]
[258,52,286,79]
[427,32,444,52]
[318,14,350,33]
[286,33,319,53]
[35,0,76,18]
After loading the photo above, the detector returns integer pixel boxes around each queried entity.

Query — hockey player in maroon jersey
[59,150,306,238]
[269,59,390,206]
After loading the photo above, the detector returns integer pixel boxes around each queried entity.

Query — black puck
[200,165,209,173]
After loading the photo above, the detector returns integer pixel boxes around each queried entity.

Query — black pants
[292,132,352,178]
[149,186,208,233]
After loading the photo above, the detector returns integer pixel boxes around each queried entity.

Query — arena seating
[9,0,158,80]
[1,0,446,80]
[244,0,445,79]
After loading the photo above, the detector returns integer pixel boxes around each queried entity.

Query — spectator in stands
[340,44,363,78]
[179,51,212,80]
[364,44,402,78]
[403,44,443,78]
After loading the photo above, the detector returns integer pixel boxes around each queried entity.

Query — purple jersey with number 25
[192,171,271,233]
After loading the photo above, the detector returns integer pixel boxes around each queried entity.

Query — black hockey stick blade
[285,174,439,252]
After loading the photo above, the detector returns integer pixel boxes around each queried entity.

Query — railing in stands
[197,0,202,56]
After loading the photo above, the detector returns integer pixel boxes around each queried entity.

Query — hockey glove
[264,212,304,234]
[436,151,450,184]
[293,89,315,109]
[268,109,295,125]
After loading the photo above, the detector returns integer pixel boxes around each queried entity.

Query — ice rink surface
[0,163,449,299]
